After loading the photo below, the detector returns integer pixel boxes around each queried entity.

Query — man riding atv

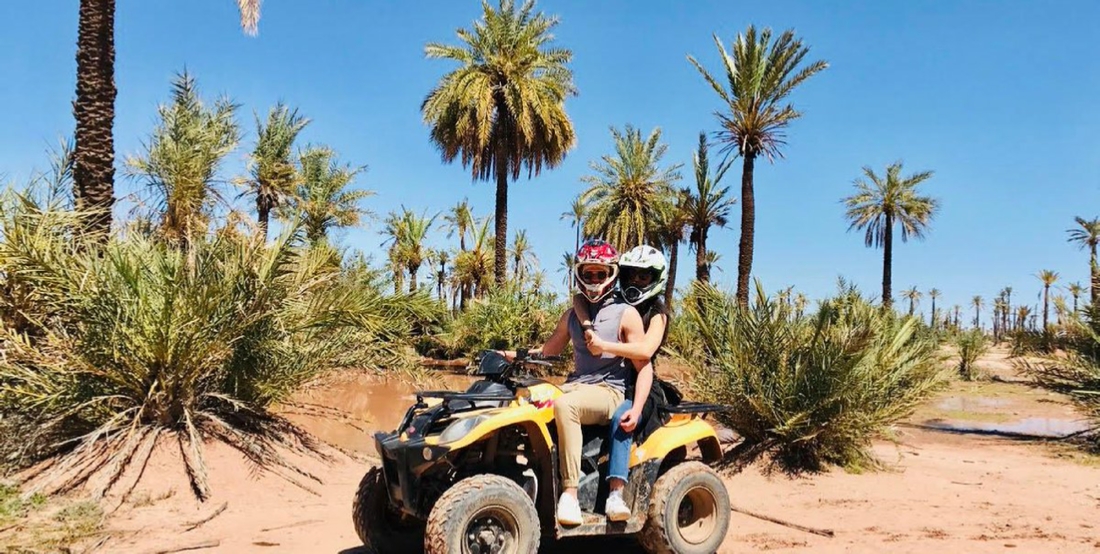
[499,239,650,526]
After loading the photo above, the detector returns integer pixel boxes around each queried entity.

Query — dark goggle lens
[581,271,608,283]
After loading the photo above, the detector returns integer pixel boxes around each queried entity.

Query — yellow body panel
[630,415,719,466]
[420,382,562,450]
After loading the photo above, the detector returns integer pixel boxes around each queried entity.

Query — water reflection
[923,417,1094,438]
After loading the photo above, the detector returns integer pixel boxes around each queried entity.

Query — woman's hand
[584,330,605,356]
[619,407,642,433]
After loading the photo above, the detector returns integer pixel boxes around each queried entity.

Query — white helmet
[618,245,668,306]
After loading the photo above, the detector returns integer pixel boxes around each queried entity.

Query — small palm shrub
[678,281,947,472]
[955,329,989,380]
[432,284,566,362]
[0,188,425,499]
[1024,313,1100,451]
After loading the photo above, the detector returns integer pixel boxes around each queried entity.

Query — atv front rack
[415,390,516,404]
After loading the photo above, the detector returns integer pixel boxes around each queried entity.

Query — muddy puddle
[922,417,1094,438]
[280,371,478,453]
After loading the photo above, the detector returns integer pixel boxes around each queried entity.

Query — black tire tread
[638,461,730,554]
[424,473,540,554]
[352,466,423,554]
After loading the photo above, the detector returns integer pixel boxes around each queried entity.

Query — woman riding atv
[499,239,651,526]
[573,245,672,522]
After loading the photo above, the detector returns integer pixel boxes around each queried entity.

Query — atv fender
[632,417,722,466]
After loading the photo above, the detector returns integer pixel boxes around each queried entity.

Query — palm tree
[560,196,587,255]
[972,296,984,330]
[559,251,575,291]
[1001,286,1013,332]
[72,0,117,239]
[444,198,474,252]
[580,125,682,250]
[902,287,921,317]
[453,217,494,300]
[684,132,736,282]
[1066,216,1100,308]
[953,305,961,330]
[72,0,262,239]
[125,72,240,246]
[842,162,938,308]
[657,189,691,308]
[511,229,537,282]
[1053,295,1068,327]
[422,0,577,286]
[383,208,437,293]
[689,26,828,306]
[928,288,941,328]
[432,250,450,302]
[1067,281,1084,314]
[1016,305,1032,332]
[246,103,309,241]
[1037,270,1059,331]
[702,250,722,277]
[288,146,373,246]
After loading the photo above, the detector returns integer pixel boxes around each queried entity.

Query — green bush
[0,188,426,498]
[678,281,948,472]
[1024,317,1100,451]
[955,329,989,380]
[430,284,567,362]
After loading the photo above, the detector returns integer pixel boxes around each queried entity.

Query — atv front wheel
[639,461,730,554]
[424,474,539,554]
[352,467,425,554]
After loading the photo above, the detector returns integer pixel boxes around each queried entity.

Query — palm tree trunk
[908,298,915,317]
[1043,285,1050,331]
[696,230,710,282]
[574,224,580,256]
[882,212,894,308]
[409,266,418,293]
[1091,245,1098,308]
[930,298,936,327]
[73,0,117,239]
[736,153,756,306]
[493,154,509,287]
[257,200,270,242]
[665,240,679,308]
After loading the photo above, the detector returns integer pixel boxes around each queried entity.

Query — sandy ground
[9,347,1100,553]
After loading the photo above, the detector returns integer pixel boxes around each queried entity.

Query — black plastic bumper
[373,431,451,518]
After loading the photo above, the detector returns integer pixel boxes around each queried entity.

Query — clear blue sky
[2,1,1099,322]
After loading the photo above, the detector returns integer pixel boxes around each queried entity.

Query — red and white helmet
[573,239,619,303]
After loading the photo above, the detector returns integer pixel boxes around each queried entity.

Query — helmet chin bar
[574,264,618,303]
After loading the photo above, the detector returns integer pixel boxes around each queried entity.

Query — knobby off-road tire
[424,474,540,554]
[352,467,425,554]
[639,461,731,554]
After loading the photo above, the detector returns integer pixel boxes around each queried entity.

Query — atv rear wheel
[352,467,425,554]
[639,461,730,554]
[424,474,539,554]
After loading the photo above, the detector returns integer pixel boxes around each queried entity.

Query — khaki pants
[553,383,625,489]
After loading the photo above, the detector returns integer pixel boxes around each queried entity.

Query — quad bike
[352,350,732,554]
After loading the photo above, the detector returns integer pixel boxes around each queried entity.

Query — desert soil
[5,346,1100,553]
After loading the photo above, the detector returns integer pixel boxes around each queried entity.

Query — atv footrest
[661,402,732,415]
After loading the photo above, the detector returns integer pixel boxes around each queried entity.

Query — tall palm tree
[1066,216,1100,308]
[125,72,240,246]
[953,305,961,330]
[684,132,736,282]
[842,162,938,308]
[972,296,984,330]
[689,26,828,306]
[928,288,941,328]
[1037,270,1059,331]
[444,198,474,252]
[422,0,577,286]
[657,189,691,308]
[453,217,494,300]
[73,0,117,239]
[432,250,450,302]
[72,0,262,238]
[511,229,537,282]
[580,125,682,250]
[1067,281,1084,314]
[383,208,437,293]
[560,196,586,255]
[1016,305,1032,332]
[1001,286,1013,332]
[559,251,576,291]
[246,103,309,241]
[902,287,921,317]
[288,146,373,245]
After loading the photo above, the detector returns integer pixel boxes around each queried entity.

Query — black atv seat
[579,425,611,475]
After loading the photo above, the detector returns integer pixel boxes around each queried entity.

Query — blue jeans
[607,400,633,483]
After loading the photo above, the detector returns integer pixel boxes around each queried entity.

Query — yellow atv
[352,350,731,554]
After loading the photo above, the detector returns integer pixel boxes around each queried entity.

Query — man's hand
[496,350,515,361]
[619,407,642,433]
[584,330,605,356]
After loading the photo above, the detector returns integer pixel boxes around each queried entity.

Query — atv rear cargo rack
[660,401,733,415]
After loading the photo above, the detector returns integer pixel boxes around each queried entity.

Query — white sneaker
[605,490,631,522]
[557,493,583,526]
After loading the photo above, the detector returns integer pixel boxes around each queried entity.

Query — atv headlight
[439,414,491,444]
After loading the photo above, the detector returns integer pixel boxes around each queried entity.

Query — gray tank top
[566,295,631,391]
